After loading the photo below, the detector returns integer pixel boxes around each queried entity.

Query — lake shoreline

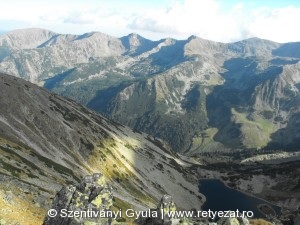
[198,178,282,218]
[199,177,282,209]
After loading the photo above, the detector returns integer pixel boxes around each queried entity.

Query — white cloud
[1,0,300,42]
[247,6,300,43]
[127,0,300,42]
[129,0,224,37]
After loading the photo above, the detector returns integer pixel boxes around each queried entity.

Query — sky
[1,0,300,43]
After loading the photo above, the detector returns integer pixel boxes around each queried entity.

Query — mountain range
[1,28,300,154]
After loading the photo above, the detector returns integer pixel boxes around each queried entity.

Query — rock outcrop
[43,173,113,225]
[135,195,177,225]
[43,175,260,225]
[43,176,182,225]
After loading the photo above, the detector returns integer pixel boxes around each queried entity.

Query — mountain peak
[0,27,57,49]
[187,35,199,41]
[228,37,281,57]
[127,32,142,38]
[238,37,278,44]
[120,33,155,55]
[127,33,143,46]
[122,32,149,45]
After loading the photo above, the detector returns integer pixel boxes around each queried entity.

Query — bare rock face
[43,173,113,225]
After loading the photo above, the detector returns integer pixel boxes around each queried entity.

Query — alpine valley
[1,28,300,154]
[0,28,300,225]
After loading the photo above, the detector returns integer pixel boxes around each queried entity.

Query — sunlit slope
[0,74,202,225]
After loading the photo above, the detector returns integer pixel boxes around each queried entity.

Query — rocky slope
[44,173,255,225]
[0,73,202,225]
[43,173,114,225]
[0,28,300,154]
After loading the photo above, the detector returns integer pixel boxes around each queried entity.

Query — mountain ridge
[1,28,300,153]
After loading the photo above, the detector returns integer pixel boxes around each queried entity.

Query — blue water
[199,179,281,218]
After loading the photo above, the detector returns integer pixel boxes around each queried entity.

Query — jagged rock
[45,185,194,225]
[135,195,203,225]
[43,173,113,225]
